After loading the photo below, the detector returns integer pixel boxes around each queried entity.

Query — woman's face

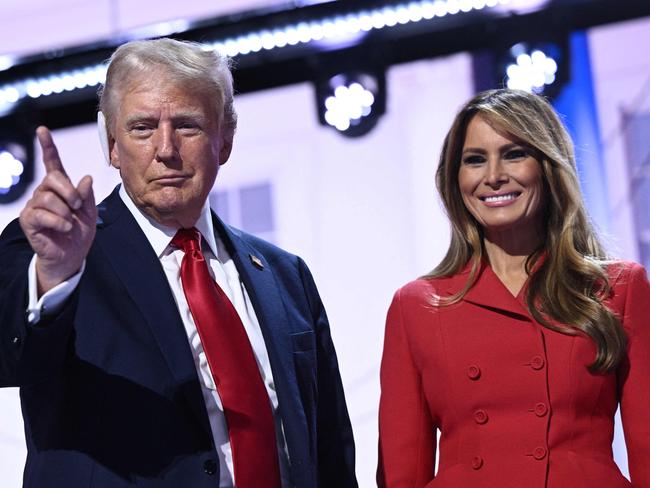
[457,115,546,239]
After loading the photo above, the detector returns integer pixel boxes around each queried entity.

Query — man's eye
[462,155,485,165]
[178,123,200,132]
[131,125,152,133]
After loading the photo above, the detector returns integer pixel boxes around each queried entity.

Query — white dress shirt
[26,186,291,487]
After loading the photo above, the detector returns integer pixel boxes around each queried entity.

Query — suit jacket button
[531,356,545,370]
[473,409,488,424]
[203,459,217,475]
[471,456,484,470]
[534,402,548,417]
[467,364,481,380]
[533,447,547,460]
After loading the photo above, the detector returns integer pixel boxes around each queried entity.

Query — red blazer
[377,261,650,487]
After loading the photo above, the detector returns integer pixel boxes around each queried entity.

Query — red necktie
[172,228,281,488]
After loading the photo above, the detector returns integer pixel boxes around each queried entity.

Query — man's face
[109,75,231,228]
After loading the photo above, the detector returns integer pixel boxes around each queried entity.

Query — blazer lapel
[455,261,533,321]
[212,215,310,470]
[94,188,212,434]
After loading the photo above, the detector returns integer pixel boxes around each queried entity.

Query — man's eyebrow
[123,112,207,125]
[124,114,156,125]
[172,112,207,121]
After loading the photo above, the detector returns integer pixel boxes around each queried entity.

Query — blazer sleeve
[297,257,358,488]
[0,219,77,387]
[618,263,650,487]
[377,287,436,488]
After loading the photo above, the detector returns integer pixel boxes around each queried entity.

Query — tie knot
[171,227,202,252]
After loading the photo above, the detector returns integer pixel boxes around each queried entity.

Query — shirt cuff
[26,255,85,324]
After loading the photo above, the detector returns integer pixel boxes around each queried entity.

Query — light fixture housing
[499,39,567,98]
[0,128,34,203]
[316,70,386,137]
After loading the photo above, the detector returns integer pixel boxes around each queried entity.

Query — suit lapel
[212,215,294,381]
[94,188,211,434]
[212,215,309,468]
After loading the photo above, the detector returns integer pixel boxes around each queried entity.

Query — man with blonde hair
[0,38,357,488]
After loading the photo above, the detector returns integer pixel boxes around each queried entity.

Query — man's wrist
[35,258,82,297]
[28,255,85,324]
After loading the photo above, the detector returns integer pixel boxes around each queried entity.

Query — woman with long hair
[377,89,649,487]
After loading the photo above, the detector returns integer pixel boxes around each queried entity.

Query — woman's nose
[484,158,508,187]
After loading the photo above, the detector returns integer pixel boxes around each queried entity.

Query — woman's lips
[479,191,521,207]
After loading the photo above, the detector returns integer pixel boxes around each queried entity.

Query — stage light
[0,132,34,203]
[316,71,386,137]
[0,86,20,104]
[0,63,107,108]
[0,151,24,194]
[0,0,509,110]
[19,63,107,101]
[504,42,561,94]
[0,86,20,116]
[0,55,15,72]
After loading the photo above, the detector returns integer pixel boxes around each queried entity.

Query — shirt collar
[118,184,219,259]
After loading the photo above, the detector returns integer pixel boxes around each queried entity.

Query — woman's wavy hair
[428,89,625,373]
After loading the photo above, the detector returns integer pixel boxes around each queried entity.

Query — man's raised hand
[19,126,98,295]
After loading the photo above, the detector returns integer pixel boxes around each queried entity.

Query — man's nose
[155,125,179,163]
[484,158,508,187]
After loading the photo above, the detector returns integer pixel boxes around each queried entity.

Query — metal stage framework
[0,0,649,131]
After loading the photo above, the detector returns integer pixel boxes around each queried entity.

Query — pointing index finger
[36,126,68,177]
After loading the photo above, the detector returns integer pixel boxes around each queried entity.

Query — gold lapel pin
[249,254,264,270]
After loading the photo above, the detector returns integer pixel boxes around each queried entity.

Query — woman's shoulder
[602,260,649,315]
[604,259,647,286]
[392,272,469,305]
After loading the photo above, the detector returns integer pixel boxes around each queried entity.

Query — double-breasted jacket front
[378,261,650,487]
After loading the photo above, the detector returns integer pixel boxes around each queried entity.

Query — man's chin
[143,195,204,228]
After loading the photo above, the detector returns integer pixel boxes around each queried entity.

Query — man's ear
[108,135,119,169]
[98,111,120,169]
[219,132,234,166]
[97,111,112,166]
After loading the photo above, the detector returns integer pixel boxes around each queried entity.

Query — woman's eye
[504,149,528,160]
[463,155,485,165]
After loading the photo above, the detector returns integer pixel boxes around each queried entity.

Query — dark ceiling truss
[0,0,648,132]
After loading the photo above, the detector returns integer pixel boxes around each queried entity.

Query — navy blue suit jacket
[0,187,357,487]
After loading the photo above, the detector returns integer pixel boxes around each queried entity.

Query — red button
[471,456,484,470]
[467,364,481,380]
[531,356,545,370]
[534,403,548,417]
[474,409,488,424]
[533,447,547,460]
